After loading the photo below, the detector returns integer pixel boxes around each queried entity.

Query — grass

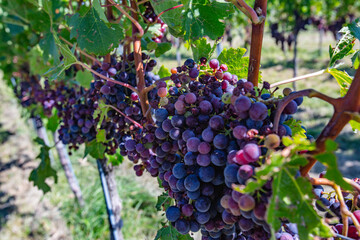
[47,150,163,240]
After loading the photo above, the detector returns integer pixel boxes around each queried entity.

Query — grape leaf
[350,120,360,133]
[348,19,360,41]
[190,37,213,62]
[155,42,172,57]
[106,150,124,166]
[328,26,355,68]
[84,140,106,159]
[69,7,124,55]
[267,167,332,240]
[352,50,360,69]
[150,0,184,37]
[156,192,173,211]
[157,65,171,79]
[43,40,78,80]
[39,32,60,64]
[155,225,193,240]
[46,112,59,133]
[182,0,234,40]
[327,68,352,96]
[96,129,107,143]
[314,140,352,191]
[93,0,108,23]
[28,47,50,75]
[284,118,307,139]
[76,70,93,88]
[218,48,248,79]
[29,138,58,193]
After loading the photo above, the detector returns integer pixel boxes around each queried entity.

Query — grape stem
[310,177,360,237]
[108,0,144,37]
[78,62,139,94]
[59,36,101,66]
[157,4,184,18]
[270,69,326,88]
[105,104,143,129]
[247,0,267,86]
[273,89,340,133]
[142,76,171,94]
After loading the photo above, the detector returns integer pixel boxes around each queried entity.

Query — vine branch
[270,69,326,88]
[300,67,360,176]
[247,0,267,86]
[231,0,263,24]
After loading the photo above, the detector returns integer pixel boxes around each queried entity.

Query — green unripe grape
[264,134,280,149]
[283,88,292,96]
[222,92,232,104]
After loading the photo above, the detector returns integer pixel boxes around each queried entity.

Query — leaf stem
[59,36,101,66]
[106,105,143,129]
[78,62,139,94]
[157,4,184,18]
[108,0,144,36]
[270,69,327,88]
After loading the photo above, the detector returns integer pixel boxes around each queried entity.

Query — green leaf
[44,37,78,81]
[39,32,60,64]
[182,0,234,40]
[150,0,184,37]
[327,68,352,96]
[155,225,193,240]
[96,129,107,143]
[267,168,332,240]
[46,112,59,133]
[157,65,171,79]
[190,37,213,62]
[29,140,57,194]
[28,46,50,75]
[284,118,307,139]
[84,140,106,159]
[93,100,109,126]
[155,42,172,57]
[350,120,360,133]
[352,50,360,69]
[218,48,248,79]
[348,19,360,41]
[328,26,355,67]
[93,0,108,23]
[106,150,124,166]
[314,140,352,191]
[69,7,124,55]
[156,193,173,211]
[76,70,93,88]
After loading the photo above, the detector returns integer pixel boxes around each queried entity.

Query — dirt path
[0,78,71,240]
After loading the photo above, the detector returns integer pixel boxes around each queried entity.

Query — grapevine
[0,0,360,240]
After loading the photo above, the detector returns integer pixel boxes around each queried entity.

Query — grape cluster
[314,173,360,240]
[124,56,307,239]
[85,54,160,155]
[140,1,167,43]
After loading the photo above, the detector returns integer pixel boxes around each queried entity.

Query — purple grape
[202,127,214,143]
[166,206,181,222]
[249,102,268,121]
[199,166,215,182]
[213,134,229,150]
[233,125,247,139]
[198,142,211,154]
[283,100,298,114]
[234,96,252,113]
[185,92,197,104]
[187,137,201,152]
[182,204,194,217]
[209,115,225,130]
